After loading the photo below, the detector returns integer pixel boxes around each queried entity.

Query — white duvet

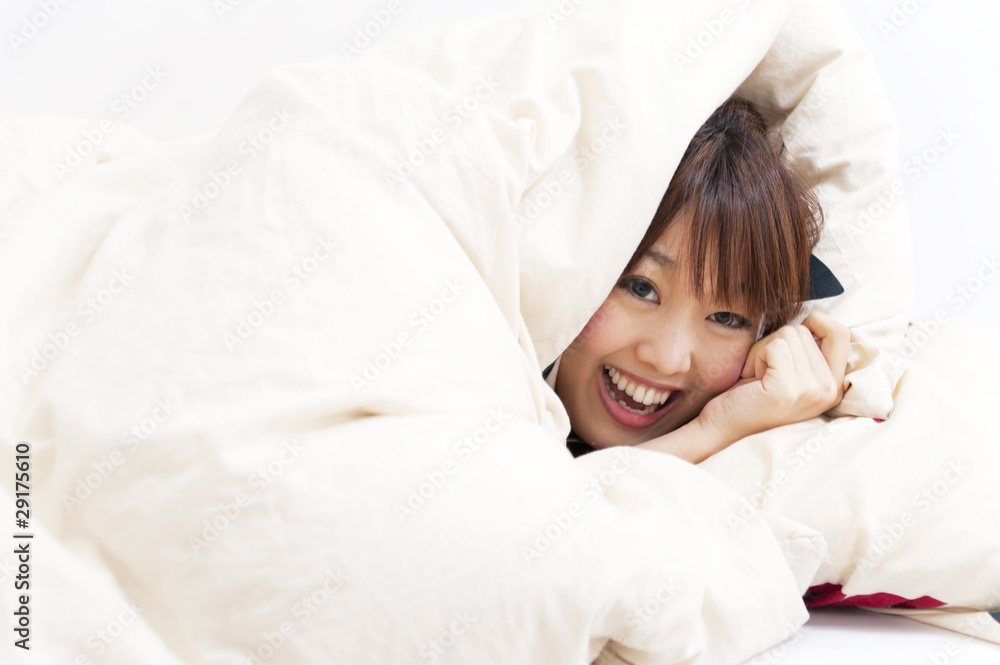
[0,0,913,663]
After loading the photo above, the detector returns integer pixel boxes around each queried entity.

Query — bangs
[624,96,821,336]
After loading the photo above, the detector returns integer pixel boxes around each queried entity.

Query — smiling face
[555,215,761,448]
[555,95,824,449]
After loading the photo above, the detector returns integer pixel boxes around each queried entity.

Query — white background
[3,0,998,324]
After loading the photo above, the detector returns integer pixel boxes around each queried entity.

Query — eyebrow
[644,248,757,321]
[646,249,677,268]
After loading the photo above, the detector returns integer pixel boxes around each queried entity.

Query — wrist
[692,409,741,452]
[637,413,740,464]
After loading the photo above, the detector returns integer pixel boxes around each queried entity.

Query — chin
[580,407,699,450]
[580,421,662,450]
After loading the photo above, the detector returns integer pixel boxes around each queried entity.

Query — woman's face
[555,218,761,449]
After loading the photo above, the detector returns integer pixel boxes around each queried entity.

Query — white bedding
[743,608,1000,664]
[1,1,831,662]
[3,0,999,663]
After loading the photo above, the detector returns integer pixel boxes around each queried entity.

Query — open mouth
[599,364,683,428]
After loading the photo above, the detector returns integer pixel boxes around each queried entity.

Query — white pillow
[736,0,914,419]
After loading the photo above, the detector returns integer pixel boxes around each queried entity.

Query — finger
[801,312,851,385]
[743,325,805,379]
[742,338,777,379]
[795,324,834,382]
[784,325,814,377]
[741,339,762,379]
[793,324,843,406]
[741,325,783,379]
[759,338,794,389]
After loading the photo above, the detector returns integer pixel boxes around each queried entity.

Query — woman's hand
[696,312,851,447]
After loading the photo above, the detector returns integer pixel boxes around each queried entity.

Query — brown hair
[623,95,822,337]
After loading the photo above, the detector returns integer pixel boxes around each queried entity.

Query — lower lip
[597,368,682,429]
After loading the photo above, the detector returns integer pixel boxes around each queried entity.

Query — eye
[709,311,753,330]
[617,276,659,304]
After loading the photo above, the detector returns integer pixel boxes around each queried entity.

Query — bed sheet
[742,608,1000,664]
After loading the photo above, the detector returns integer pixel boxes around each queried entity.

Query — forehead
[644,221,717,282]
[643,221,752,311]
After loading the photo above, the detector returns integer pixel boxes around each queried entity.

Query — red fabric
[803,421,942,609]
[804,583,946,609]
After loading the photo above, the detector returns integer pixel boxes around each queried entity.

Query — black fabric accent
[808,254,844,301]
[542,362,555,380]
[990,611,1000,624]
[566,432,596,458]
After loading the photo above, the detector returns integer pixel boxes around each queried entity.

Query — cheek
[566,296,626,356]
[694,341,750,395]
[714,360,744,388]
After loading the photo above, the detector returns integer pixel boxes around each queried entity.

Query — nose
[634,316,693,378]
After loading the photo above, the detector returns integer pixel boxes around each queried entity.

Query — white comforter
[0,0,909,663]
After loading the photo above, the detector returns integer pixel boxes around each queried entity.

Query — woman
[549,95,851,463]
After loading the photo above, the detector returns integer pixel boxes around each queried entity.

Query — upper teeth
[605,365,672,406]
